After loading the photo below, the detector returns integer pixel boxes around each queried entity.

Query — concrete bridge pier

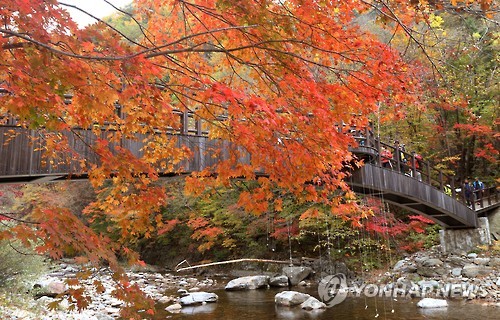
[439,217,492,254]
[488,207,500,241]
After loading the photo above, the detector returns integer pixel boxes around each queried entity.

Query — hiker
[394,141,407,173]
[444,184,452,196]
[410,153,423,181]
[463,179,474,207]
[473,177,485,206]
[380,147,393,168]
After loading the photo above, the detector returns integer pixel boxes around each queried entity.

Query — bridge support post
[439,217,491,254]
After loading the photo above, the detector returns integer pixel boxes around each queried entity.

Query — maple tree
[0,0,496,317]
[371,6,498,182]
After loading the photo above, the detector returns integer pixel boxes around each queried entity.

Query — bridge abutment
[488,207,500,240]
[439,217,491,254]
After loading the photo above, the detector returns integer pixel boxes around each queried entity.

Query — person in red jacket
[380,147,393,168]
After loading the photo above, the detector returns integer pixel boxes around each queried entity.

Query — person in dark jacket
[463,179,474,207]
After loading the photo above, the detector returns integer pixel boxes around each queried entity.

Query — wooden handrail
[351,130,498,211]
[1,120,498,212]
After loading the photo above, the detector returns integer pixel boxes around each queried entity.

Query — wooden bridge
[0,122,498,229]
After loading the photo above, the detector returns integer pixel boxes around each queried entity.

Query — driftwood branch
[175,258,296,272]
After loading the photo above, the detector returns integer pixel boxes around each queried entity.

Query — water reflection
[418,306,450,318]
[180,303,217,315]
[275,305,325,319]
[158,287,499,320]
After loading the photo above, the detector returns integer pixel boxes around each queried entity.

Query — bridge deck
[0,125,498,229]
[349,164,479,229]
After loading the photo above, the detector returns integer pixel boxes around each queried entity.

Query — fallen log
[175,258,296,272]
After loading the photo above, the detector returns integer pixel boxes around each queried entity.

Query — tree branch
[0,212,39,224]
[175,258,296,272]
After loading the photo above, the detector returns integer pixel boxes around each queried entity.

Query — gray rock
[35,279,68,295]
[422,259,443,267]
[417,266,446,277]
[415,255,430,264]
[393,260,417,273]
[157,296,173,304]
[275,291,312,306]
[165,303,182,313]
[282,266,313,286]
[474,258,490,265]
[467,253,478,259]
[396,277,414,292]
[418,280,440,289]
[488,258,500,267]
[393,259,406,270]
[461,264,494,278]
[332,262,349,275]
[179,292,218,306]
[177,289,188,296]
[300,297,327,310]
[451,268,462,277]
[224,275,270,290]
[467,292,477,300]
[269,275,289,287]
[447,256,467,267]
[417,298,448,308]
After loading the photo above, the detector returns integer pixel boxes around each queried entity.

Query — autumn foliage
[0,0,497,317]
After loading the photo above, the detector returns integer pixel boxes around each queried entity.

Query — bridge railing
[1,116,498,211]
[470,186,499,211]
[350,128,498,211]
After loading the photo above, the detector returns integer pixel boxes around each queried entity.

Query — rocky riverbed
[351,246,500,304]
[1,246,499,319]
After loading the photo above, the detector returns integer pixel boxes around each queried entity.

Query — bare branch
[0,212,40,225]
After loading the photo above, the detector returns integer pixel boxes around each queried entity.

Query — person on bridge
[380,147,393,168]
[394,141,407,173]
[410,153,423,181]
[463,179,474,207]
[473,177,485,206]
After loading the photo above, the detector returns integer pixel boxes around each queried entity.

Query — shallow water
[157,287,499,320]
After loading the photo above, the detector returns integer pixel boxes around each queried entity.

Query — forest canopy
[0,0,498,317]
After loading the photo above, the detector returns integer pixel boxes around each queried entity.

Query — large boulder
[282,266,313,286]
[179,292,218,306]
[224,275,269,291]
[269,275,289,287]
[275,291,312,306]
[417,298,448,308]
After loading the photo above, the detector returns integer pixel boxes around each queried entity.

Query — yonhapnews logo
[317,273,348,307]
[318,273,489,307]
